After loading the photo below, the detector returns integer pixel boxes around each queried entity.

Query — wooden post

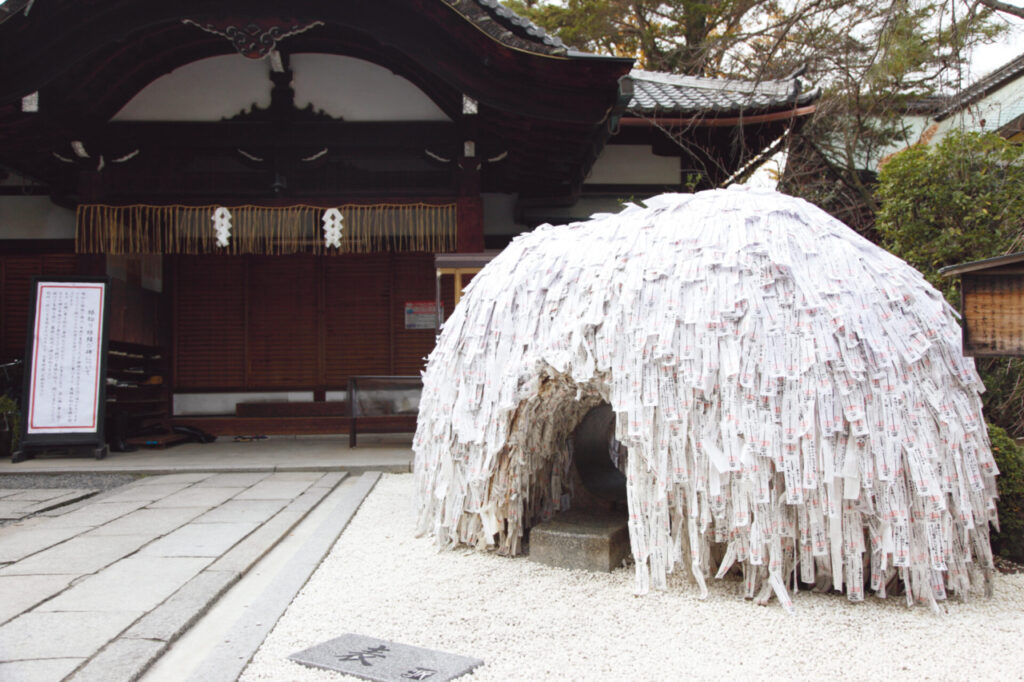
[456,197,484,253]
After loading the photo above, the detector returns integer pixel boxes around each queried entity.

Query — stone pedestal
[528,510,630,573]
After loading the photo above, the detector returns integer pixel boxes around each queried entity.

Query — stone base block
[528,510,630,572]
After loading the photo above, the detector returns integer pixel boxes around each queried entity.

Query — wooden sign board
[17,277,110,458]
[961,271,1024,357]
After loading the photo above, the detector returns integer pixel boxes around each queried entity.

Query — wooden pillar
[456,196,484,253]
[456,95,484,253]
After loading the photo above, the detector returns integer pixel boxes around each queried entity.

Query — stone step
[528,509,631,573]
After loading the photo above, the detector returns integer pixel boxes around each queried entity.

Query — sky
[966,5,1024,80]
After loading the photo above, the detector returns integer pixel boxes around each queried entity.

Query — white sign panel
[26,282,106,434]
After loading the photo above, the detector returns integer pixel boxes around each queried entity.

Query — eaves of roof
[452,0,626,62]
[624,69,819,116]
[940,251,1024,277]
[934,51,1024,122]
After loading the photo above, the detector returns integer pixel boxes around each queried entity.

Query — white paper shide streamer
[414,187,999,610]
[211,206,232,247]
[322,208,344,249]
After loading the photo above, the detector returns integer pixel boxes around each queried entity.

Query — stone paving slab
[184,473,380,682]
[0,534,152,576]
[83,506,207,537]
[67,637,166,682]
[39,556,212,613]
[233,478,317,501]
[206,478,343,574]
[0,465,379,682]
[139,522,259,558]
[0,657,84,682]
[0,500,26,519]
[193,472,271,488]
[147,486,241,509]
[3,488,94,503]
[0,610,142,659]
[0,524,93,564]
[124,569,240,643]
[312,471,347,488]
[0,574,75,625]
[134,473,212,486]
[39,501,149,528]
[192,499,288,525]
[0,489,98,520]
[261,471,325,481]
[99,483,193,503]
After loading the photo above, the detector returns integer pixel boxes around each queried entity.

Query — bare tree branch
[976,0,1024,19]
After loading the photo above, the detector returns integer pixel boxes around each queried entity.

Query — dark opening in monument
[526,402,631,573]
[571,403,627,503]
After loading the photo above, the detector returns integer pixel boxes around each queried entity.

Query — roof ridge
[630,68,795,93]
[935,50,1024,121]
[445,0,568,55]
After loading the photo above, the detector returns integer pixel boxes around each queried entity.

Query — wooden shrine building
[0,0,816,438]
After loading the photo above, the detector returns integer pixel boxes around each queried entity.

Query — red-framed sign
[17,277,109,456]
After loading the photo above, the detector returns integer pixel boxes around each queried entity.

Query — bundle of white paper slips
[414,186,999,610]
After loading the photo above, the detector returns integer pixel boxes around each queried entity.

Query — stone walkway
[0,489,99,522]
[0,469,379,682]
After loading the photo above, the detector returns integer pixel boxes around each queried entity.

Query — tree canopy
[876,131,1024,298]
[508,0,1006,234]
[876,131,1024,433]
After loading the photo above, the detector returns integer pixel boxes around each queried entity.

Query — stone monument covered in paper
[414,187,999,610]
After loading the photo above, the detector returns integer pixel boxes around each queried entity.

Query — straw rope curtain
[76,203,458,255]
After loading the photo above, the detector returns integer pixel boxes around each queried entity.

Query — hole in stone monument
[571,402,627,504]
[526,402,632,572]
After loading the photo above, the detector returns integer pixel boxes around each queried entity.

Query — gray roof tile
[455,0,569,54]
[627,69,818,115]
[934,51,1024,121]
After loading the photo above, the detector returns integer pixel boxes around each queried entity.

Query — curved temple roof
[627,69,819,116]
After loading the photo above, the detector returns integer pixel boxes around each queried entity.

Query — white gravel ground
[242,474,1024,681]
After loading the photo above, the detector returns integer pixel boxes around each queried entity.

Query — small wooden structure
[940,252,1024,356]
[433,252,499,329]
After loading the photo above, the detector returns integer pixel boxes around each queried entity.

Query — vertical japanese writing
[27,282,105,434]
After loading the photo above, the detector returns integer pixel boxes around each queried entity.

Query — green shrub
[987,423,1024,563]
[876,132,1024,435]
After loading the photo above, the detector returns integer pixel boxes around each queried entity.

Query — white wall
[174,392,314,416]
[0,196,75,239]
[585,144,679,185]
[113,55,272,121]
[930,77,1024,142]
[290,54,449,121]
[113,53,450,123]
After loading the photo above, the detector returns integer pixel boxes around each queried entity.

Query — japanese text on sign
[26,282,105,434]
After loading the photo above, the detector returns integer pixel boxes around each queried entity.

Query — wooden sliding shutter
[247,256,318,387]
[1,254,78,361]
[175,256,246,389]
[323,254,391,383]
[173,252,441,390]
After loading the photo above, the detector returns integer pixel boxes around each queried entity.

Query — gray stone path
[0,470,369,682]
[0,489,99,521]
